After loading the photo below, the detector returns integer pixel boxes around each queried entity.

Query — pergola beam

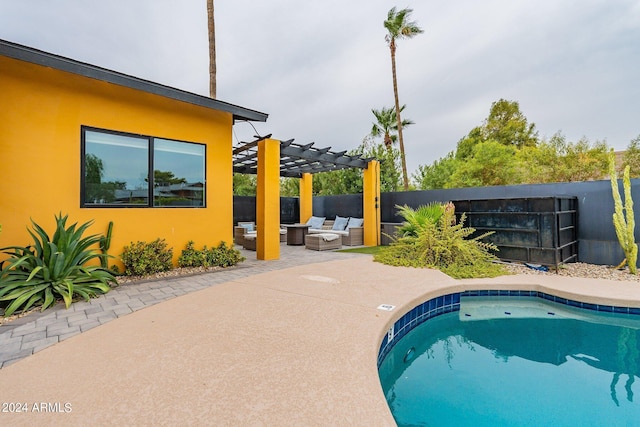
[232,134,272,155]
[232,136,372,177]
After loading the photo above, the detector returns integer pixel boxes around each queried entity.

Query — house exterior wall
[0,55,234,268]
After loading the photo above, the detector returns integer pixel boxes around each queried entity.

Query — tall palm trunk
[383,130,392,150]
[390,39,409,190]
[207,0,216,98]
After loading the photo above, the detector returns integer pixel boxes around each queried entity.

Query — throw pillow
[306,216,325,229]
[332,215,349,231]
[240,223,254,232]
[346,217,363,228]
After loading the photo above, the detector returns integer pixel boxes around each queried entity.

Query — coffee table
[284,224,310,245]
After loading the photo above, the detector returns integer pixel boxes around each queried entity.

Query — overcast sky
[2,0,639,176]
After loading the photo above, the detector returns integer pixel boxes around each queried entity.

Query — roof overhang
[233,136,375,178]
[0,39,268,123]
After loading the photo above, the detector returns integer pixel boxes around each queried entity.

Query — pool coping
[1,255,639,425]
[378,288,640,369]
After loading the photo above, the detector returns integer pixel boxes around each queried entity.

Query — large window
[81,127,205,207]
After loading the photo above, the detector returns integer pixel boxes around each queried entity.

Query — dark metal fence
[233,179,640,266]
[233,196,299,225]
[453,197,579,268]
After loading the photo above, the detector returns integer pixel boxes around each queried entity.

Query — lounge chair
[305,233,342,251]
[242,232,256,251]
[234,222,255,246]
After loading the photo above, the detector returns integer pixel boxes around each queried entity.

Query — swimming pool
[378,293,640,426]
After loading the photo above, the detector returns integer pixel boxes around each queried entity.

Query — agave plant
[0,213,115,316]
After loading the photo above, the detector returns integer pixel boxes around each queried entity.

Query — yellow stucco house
[1,39,381,267]
[0,39,268,267]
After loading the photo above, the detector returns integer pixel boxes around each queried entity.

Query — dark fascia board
[0,39,268,123]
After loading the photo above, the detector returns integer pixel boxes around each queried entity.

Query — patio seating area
[234,220,353,251]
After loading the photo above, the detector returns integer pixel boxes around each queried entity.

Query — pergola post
[256,138,280,260]
[363,160,381,246]
[234,136,381,254]
[299,172,313,223]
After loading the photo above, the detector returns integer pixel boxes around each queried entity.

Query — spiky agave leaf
[0,214,115,316]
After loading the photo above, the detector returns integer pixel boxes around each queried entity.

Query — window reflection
[153,139,205,207]
[82,128,206,207]
[84,130,148,205]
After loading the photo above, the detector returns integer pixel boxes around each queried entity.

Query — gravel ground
[114,265,224,285]
[503,261,640,282]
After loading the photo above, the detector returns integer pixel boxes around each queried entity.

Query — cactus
[99,221,114,269]
[609,150,637,274]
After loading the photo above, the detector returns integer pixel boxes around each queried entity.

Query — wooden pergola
[232,135,374,177]
[232,135,381,260]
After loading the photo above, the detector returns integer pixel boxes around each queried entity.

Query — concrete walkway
[2,244,640,426]
[0,244,361,368]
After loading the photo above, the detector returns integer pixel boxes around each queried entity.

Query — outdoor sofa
[306,215,364,246]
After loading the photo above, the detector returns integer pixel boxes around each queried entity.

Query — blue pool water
[378,297,640,426]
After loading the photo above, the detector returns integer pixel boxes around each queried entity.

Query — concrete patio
[1,244,640,426]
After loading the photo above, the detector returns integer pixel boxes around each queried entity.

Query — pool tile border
[377,289,640,368]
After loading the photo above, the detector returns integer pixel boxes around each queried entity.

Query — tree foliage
[313,168,362,195]
[447,141,519,188]
[414,99,617,189]
[309,139,402,195]
[455,99,538,161]
[371,105,414,149]
[280,177,299,197]
[233,173,256,196]
[481,99,538,149]
[412,152,457,190]
[623,135,640,178]
[152,170,187,186]
[84,154,126,203]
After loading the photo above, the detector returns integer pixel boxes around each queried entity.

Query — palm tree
[371,105,414,149]
[207,0,216,98]
[384,7,423,190]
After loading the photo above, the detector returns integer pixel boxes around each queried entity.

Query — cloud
[1,0,639,175]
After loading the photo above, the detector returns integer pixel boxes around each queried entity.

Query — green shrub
[208,241,244,267]
[0,213,115,316]
[121,238,173,276]
[374,204,507,278]
[178,241,244,268]
[178,241,208,267]
[396,202,446,238]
